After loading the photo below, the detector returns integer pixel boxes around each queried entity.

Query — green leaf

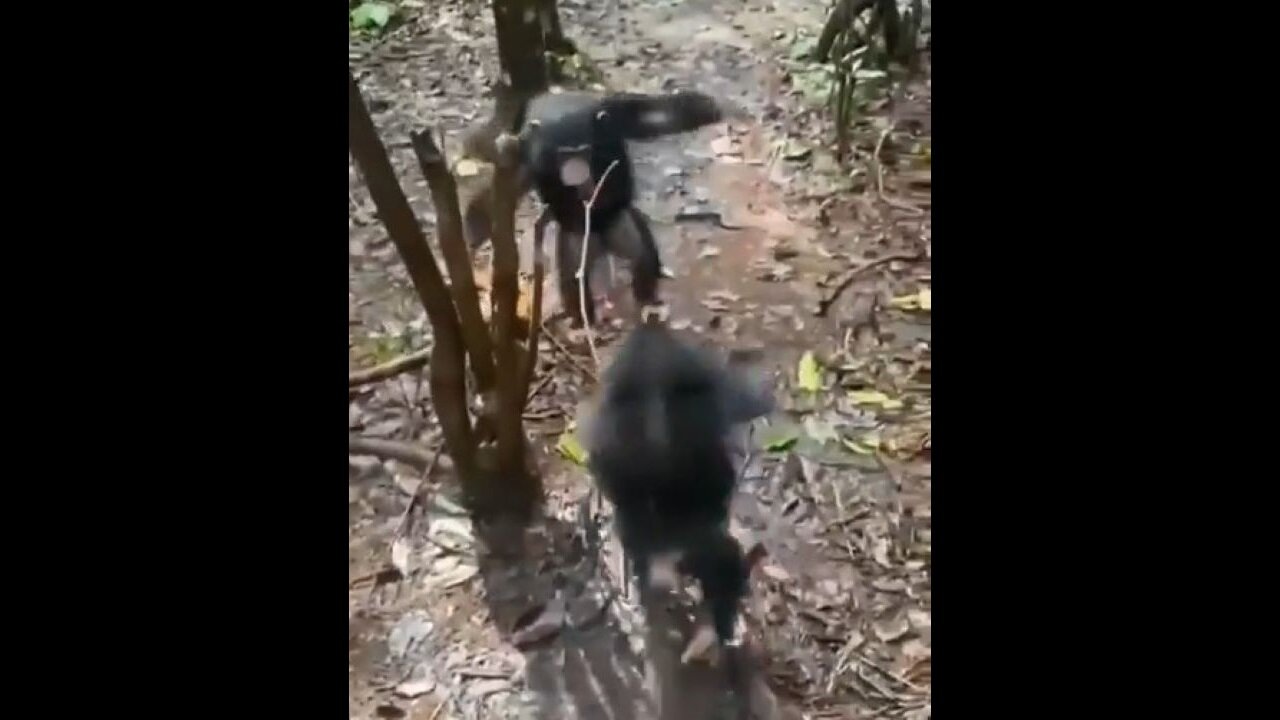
[762,427,800,453]
[797,351,822,393]
[803,415,839,445]
[351,2,393,29]
[840,432,881,456]
[848,390,905,411]
[556,431,589,465]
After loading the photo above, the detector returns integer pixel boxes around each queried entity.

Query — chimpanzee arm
[599,91,724,140]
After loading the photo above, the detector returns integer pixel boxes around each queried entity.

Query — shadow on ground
[473,507,781,720]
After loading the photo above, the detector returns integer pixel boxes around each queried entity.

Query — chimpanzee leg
[556,227,605,326]
[602,207,663,306]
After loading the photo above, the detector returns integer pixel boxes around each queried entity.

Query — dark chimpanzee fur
[583,319,773,644]
[463,89,725,325]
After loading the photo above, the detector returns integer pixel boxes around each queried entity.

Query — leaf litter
[349,0,931,717]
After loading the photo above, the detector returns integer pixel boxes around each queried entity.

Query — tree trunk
[491,0,549,97]
[348,70,479,489]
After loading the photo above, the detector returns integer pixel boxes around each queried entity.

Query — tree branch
[410,130,498,392]
[519,205,553,400]
[812,0,876,62]
[349,348,431,388]
[490,132,528,484]
[349,435,437,470]
[348,70,476,481]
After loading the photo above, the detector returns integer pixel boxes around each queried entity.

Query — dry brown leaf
[710,135,739,156]
[390,537,413,576]
[761,562,791,582]
[873,612,911,643]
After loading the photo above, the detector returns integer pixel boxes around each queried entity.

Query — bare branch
[490,132,533,490]
[410,131,497,392]
[349,348,431,388]
[349,435,437,470]
[812,0,876,62]
[519,205,554,400]
[348,70,476,480]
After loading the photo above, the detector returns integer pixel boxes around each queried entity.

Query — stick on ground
[349,348,432,388]
[349,435,436,469]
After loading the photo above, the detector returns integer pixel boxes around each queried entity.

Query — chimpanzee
[582,312,773,646]
[463,89,725,325]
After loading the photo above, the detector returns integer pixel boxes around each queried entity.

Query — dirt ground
[349,1,931,718]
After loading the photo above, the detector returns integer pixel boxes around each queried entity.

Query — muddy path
[349,1,932,718]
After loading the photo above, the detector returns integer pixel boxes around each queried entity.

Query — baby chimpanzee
[583,313,773,645]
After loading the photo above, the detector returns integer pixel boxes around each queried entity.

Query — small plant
[797,0,928,166]
[350,2,396,36]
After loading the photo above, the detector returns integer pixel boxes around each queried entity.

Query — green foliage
[350,2,395,35]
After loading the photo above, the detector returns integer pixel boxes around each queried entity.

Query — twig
[576,159,621,368]
[349,435,437,470]
[541,320,598,381]
[815,251,922,317]
[874,120,897,196]
[349,348,431,389]
[395,443,445,537]
[519,204,553,401]
[526,371,554,403]
[881,194,926,216]
[855,651,926,693]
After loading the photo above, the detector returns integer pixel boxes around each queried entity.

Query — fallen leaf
[454,158,481,177]
[429,517,474,551]
[872,537,892,568]
[698,246,722,260]
[803,415,839,445]
[797,351,822,392]
[761,562,792,582]
[393,473,421,497]
[761,426,800,452]
[848,390,905,410]
[907,609,931,632]
[387,612,433,659]
[873,612,911,642]
[890,288,932,312]
[390,537,413,576]
[394,663,437,699]
[710,135,739,156]
[900,638,931,663]
[840,431,881,455]
[872,577,908,592]
[556,432,589,465]
[351,2,394,29]
[468,678,513,698]
[435,562,479,589]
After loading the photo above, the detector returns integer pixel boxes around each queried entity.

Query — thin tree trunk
[491,0,549,96]
[410,130,497,394]
[348,70,478,486]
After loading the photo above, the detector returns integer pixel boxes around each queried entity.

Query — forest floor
[349,1,931,718]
